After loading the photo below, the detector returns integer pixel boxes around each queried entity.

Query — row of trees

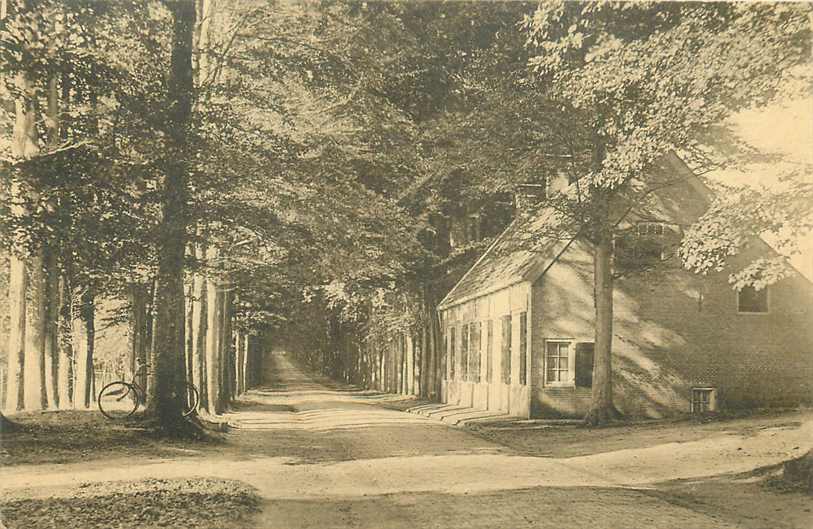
[289,1,812,425]
[2,1,811,430]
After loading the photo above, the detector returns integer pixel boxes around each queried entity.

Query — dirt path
[2,351,811,528]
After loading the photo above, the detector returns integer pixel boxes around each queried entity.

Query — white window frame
[635,221,676,261]
[736,285,769,315]
[544,339,575,387]
[691,387,718,413]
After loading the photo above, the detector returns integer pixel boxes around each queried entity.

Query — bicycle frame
[130,363,197,407]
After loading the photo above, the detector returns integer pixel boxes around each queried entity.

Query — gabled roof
[437,206,574,310]
[438,152,709,311]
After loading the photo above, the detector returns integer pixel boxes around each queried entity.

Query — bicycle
[98,361,199,420]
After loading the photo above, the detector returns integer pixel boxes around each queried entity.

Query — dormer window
[636,223,666,261]
[737,286,768,314]
[615,221,679,267]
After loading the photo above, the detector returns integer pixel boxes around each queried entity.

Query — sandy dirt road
[2,351,810,528]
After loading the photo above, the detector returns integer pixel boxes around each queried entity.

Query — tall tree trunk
[23,249,47,411]
[237,329,244,394]
[140,278,156,398]
[191,245,208,408]
[57,274,74,408]
[419,325,429,398]
[5,257,26,411]
[584,129,619,426]
[185,279,194,388]
[5,20,46,410]
[43,246,59,408]
[41,72,61,410]
[16,73,46,411]
[585,200,619,426]
[205,269,223,414]
[81,289,95,409]
[145,0,196,433]
[243,333,251,389]
[128,284,148,378]
[220,286,234,403]
[71,289,94,409]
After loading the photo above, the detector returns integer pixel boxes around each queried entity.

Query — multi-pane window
[470,322,481,382]
[486,320,493,383]
[519,312,527,385]
[737,286,768,313]
[636,223,666,261]
[691,388,717,413]
[546,341,570,384]
[616,222,678,266]
[461,324,469,381]
[501,315,512,384]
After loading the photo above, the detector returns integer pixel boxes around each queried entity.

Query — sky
[706,95,813,281]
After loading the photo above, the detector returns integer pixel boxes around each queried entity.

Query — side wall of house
[532,240,813,418]
[440,282,533,418]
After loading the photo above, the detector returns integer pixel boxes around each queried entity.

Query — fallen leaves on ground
[0,478,261,529]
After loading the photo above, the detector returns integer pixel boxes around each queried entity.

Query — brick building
[437,153,813,418]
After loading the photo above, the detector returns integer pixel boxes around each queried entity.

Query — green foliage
[522,1,812,285]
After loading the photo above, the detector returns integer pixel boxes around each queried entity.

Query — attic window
[615,222,678,265]
[737,286,768,314]
[637,222,666,236]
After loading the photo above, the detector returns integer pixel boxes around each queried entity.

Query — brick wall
[532,239,813,418]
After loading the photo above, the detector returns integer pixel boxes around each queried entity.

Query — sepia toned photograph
[0,1,811,528]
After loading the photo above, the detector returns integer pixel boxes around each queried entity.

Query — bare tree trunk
[145,0,196,434]
[427,305,441,401]
[43,246,60,409]
[191,245,208,408]
[57,274,74,408]
[419,325,429,398]
[42,73,60,410]
[81,289,95,409]
[143,278,156,398]
[71,289,93,409]
[5,257,26,411]
[221,287,234,403]
[243,334,251,389]
[7,45,45,411]
[23,249,47,411]
[205,268,223,414]
[234,330,243,394]
[585,210,619,426]
[185,279,194,388]
[128,284,148,379]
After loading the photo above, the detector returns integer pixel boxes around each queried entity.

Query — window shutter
[519,312,527,385]
[486,320,493,383]
[449,327,456,380]
[575,343,594,388]
[501,315,512,384]
[470,322,481,383]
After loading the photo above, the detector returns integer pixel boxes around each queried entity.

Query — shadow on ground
[0,410,223,467]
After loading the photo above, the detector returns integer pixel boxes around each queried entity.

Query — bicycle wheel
[182,383,200,417]
[98,382,139,420]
